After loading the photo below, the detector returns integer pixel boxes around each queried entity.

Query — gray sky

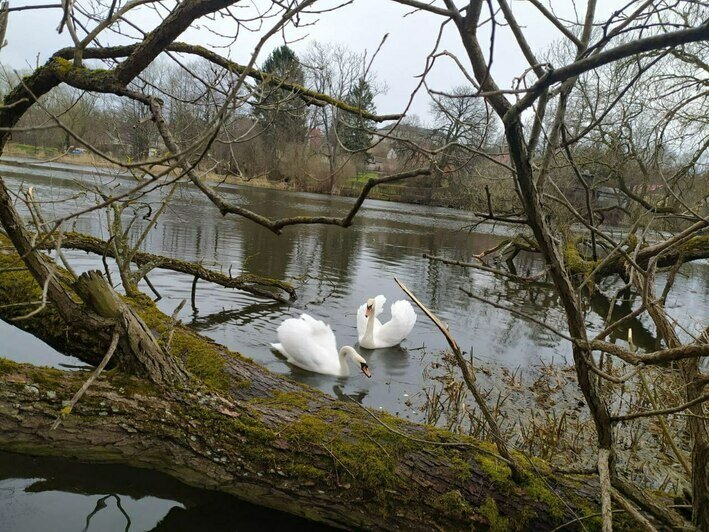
[2,0,617,120]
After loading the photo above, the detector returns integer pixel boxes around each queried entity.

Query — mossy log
[0,359,606,531]
[1,240,606,530]
[565,234,709,279]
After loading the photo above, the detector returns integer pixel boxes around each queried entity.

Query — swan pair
[271,296,417,377]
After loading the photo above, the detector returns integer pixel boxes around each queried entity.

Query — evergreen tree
[340,78,375,157]
[262,45,301,79]
[253,45,307,179]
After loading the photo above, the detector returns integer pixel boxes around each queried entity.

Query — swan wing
[356,302,368,338]
[374,295,386,316]
[276,314,340,374]
[299,313,338,354]
[376,300,417,347]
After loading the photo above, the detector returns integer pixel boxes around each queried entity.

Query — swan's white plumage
[358,295,417,349]
[357,294,386,338]
[376,300,417,346]
[271,314,366,376]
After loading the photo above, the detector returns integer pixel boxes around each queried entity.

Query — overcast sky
[2,0,618,120]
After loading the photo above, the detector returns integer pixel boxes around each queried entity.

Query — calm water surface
[1,158,708,529]
[0,451,332,531]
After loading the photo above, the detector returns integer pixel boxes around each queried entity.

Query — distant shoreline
[0,147,461,210]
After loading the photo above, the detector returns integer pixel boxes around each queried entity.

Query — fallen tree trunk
[565,234,709,279]
[1,239,608,530]
[0,359,604,531]
[427,233,709,286]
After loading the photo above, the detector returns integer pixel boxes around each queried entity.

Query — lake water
[1,158,708,529]
[0,451,332,531]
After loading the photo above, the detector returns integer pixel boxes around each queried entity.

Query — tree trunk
[0,358,605,531]
[0,239,608,530]
[72,270,189,386]
[565,234,709,279]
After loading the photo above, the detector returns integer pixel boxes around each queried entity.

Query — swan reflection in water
[333,384,367,404]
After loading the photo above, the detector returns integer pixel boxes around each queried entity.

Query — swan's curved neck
[338,347,354,376]
[363,309,376,341]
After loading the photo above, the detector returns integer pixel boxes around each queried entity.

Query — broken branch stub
[73,270,189,386]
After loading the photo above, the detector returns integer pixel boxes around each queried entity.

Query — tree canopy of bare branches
[0,1,707,529]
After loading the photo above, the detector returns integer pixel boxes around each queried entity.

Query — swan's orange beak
[364,304,373,318]
[360,363,372,378]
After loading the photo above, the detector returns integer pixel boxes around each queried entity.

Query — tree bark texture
[0,359,606,531]
[565,234,709,280]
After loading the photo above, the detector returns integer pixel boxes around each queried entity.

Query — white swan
[271,313,372,378]
[357,295,417,349]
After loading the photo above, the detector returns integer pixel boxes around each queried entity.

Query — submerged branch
[40,232,296,303]
[423,253,547,283]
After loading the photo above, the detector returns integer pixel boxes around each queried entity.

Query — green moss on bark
[479,497,511,532]
[433,490,473,519]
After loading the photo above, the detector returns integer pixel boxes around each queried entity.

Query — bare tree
[416,1,709,528]
[304,41,381,192]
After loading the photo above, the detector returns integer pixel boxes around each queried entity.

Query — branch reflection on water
[0,451,333,532]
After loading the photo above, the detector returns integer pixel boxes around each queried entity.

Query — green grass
[6,142,60,157]
[347,171,378,185]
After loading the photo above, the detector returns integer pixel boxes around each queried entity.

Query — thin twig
[610,489,658,532]
[395,277,524,482]
[166,300,186,353]
[549,510,626,532]
[344,394,511,464]
[13,270,53,321]
[51,329,120,430]
[612,390,709,423]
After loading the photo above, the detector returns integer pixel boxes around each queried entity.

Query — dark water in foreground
[1,157,708,529]
[0,451,332,531]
